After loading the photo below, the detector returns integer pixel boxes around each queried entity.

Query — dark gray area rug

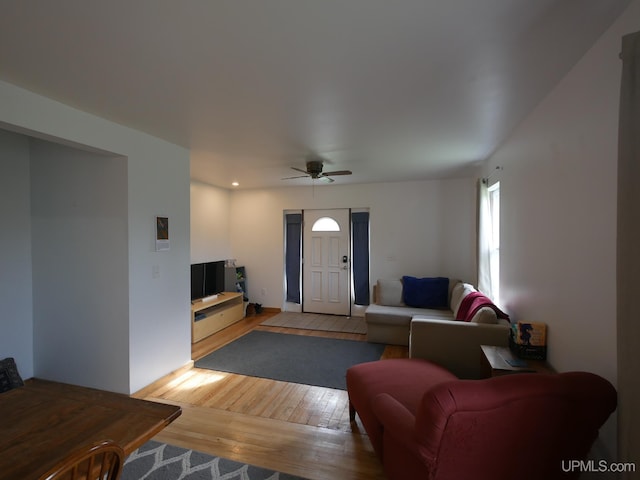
[194,331,385,390]
[123,440,307,480]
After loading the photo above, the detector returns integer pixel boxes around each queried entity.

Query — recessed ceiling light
[231,182,239,187]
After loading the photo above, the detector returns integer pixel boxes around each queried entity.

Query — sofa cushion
[366,303,454,327]
[450,282,465,311]
[402,276,449,308]
[469,306,498,324]
[376,279,405,306]
[452,283,477,318]
[447,278,460,305]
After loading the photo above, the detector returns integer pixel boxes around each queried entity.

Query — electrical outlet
[261,288,267,297]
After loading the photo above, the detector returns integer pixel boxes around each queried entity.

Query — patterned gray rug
[260,311,367,334]
[122,440,308,480]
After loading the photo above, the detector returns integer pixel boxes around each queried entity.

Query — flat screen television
[190,260,225,301]
[190,263,205,301]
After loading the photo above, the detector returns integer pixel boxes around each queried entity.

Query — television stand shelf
[191,291,244,343]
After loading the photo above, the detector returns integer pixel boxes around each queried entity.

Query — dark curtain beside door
[352,211,370,305]
[285,213,302,303]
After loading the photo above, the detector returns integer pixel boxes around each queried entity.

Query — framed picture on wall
[155,216,170,251]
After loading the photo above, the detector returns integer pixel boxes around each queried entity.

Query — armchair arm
[410,317,509,379]
[372,393,421,457]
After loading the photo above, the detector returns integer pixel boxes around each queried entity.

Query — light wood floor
[134,311,408,480]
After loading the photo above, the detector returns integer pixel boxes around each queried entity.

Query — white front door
[303,209,350,315]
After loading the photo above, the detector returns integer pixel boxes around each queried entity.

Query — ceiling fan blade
[281,174,310,180]
[319,176,334,183]
[290,167,309,174]
[322,170,352,176]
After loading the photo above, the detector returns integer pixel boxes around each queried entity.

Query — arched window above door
[311,216,340,232]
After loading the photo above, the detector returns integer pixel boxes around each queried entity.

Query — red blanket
[455,292,510,322]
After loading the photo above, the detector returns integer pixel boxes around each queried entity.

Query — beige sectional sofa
[365,277,510,378]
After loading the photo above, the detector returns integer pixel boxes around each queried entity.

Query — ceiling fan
[283,157,352,183]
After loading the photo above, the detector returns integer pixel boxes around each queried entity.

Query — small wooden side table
[480,344,554,378]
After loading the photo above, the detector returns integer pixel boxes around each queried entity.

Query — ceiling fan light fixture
[306,160,324,177]
[282,155,353,183]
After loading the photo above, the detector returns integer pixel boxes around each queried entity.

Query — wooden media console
[191,291,244,343]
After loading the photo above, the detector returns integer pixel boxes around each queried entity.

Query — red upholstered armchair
[347,360,617,480]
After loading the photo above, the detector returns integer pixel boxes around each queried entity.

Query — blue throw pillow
[402,276,449,308]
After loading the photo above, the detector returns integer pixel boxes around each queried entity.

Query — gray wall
[0,130,34,378]
[485,0,640,461]
[30,139,129,392]
[0,79,192,394]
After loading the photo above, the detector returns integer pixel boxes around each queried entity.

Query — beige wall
[191,178,478,310]
[190,181,232,263]
[228,180,477,310]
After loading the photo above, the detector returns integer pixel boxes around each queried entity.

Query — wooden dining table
[0,378,181,480]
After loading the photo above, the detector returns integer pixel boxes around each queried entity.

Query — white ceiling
[0,0,630,189]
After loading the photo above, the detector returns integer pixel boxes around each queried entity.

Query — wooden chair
[39,440,125,480]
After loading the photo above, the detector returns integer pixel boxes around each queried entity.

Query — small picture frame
[155,216,170,251]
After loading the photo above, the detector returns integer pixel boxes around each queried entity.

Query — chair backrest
[39,440,124,480]
[415,372,617,480]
